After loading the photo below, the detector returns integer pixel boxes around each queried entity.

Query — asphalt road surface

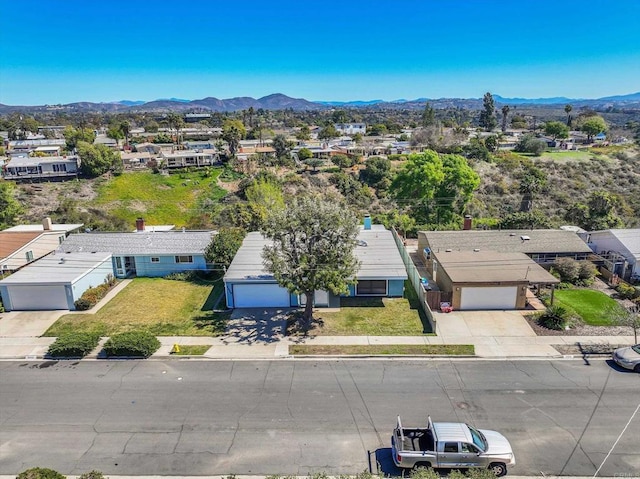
[0,359,638,476]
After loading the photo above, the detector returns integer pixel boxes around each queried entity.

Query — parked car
[391,415,516,476]
[612,344,640,372]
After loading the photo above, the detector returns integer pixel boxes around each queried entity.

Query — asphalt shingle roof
[421,229,592,255]
[59,231,215,256]
[432,251,559,284]
[225,226,407,282]
[0,252,112,285]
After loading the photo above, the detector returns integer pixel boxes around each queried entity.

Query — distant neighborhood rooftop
[59,230,215,255]
[420,229,592,254]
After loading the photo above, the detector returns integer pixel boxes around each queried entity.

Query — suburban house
[430,250,559,310]
[0,251,113,311]
[335,123,366,135]
[418,228,593,265]
[1,218,83,272]
[2,155,80,181]
[582,229,640,281]
[223,222,408,309]
[160,150,217,168]
[58,227,215,278]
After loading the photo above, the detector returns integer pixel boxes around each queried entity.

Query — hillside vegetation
[9,145,640,233]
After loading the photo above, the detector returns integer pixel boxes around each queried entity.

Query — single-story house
[58,230,215,278]
[431,250,559,310]
[0,251,113,311]
[418,229,593,265]
[224,223,408,309]
[1,218,84,272]
[160,150,217,168]
[2,155,80,181]
[582,229,640,281]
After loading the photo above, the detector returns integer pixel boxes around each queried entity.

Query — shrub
[538,305,574,330]
[576,260,598,285]
[552,257,580,283]
[47,332,100,358]
[616,283,640,300]
[78,471,105,479]
[410,467,440,479]
[103,331,161,358]
[17,468,66,479]
[466,469,502,479]
[74,298,93,311]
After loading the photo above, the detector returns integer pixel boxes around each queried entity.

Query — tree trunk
[302,291,314,322]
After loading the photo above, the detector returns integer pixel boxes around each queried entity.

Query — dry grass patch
[289,344,474,355]
[44,277,229,337]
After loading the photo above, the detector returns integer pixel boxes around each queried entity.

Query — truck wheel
[413,462,432,470]
[489,463,507,477]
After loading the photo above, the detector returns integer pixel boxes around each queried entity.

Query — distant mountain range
[1,92,639,115]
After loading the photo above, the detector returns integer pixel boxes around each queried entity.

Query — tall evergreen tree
[479,92,497,131]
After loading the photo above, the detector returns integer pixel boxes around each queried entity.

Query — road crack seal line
[559,367,612,475]
[332,362,369,455]
[345,362,384,447]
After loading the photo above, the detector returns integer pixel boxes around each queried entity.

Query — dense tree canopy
[222,119,247,157]
[544,121,569,140]
[0,181,24,230]
[391,150,479,224]
[64,126,96,151]
[204,227,246,268]
[580,116,608,141]
[479,92,497,131]
[261,196,360,322]
[76,141,120,177]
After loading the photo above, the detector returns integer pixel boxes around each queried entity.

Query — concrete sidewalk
[0,333,635,360]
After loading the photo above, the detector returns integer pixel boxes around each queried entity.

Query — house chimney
[463,215,472,231]
[42,217,52,230]
[363,214,372,230]
[136,218,145,232]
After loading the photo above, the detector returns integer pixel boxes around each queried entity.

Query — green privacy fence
[391,228,436,332]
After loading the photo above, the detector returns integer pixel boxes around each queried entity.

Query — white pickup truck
[391,416,516,476]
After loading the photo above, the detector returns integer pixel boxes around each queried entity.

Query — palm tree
[564,104,573,127]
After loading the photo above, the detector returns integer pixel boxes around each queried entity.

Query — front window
[175,255,193,263]
[356,280,386,295]
[151,257,160,263]
[468,425,487,451]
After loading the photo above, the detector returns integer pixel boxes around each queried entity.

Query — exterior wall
[112,254,207,278]
[1,233,67,271]
[70,258,114,304]
[388,279,405,297]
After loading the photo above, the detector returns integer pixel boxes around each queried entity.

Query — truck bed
[398,428,435,452]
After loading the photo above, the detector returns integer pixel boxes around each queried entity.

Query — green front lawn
[553,289,620,326]
[297,296,426,336]
[44,277,229,337]
[92,169,226,226]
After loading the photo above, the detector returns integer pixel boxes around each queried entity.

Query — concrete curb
[0,475,631,479]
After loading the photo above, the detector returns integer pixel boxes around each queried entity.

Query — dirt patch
[18,180,98,221]
[553,343,628,356]
[524,314,633,337]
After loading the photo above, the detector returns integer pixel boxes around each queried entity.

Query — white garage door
[233,283,291,308]
[460,286,517,310]
[7,285,69,310]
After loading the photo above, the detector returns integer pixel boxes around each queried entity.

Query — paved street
[0,359,638,477]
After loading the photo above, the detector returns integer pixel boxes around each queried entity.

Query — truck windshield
[468,425,486,451]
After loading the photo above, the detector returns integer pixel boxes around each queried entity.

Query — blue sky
[1,0,639,105]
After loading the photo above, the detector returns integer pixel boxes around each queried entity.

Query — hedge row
[17,468,104,479]
[47,331,161,359]
[47,332,100,358]
[74,275,117,311]
[103,331,161,358]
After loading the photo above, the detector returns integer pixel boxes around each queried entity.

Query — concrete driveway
[224,308,292,343]
[434,310,536,339]
[0,310,66,337]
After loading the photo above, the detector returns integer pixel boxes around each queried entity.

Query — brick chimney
[463,215,472,231]
[42,217,52,230]
[135,218,145,232]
